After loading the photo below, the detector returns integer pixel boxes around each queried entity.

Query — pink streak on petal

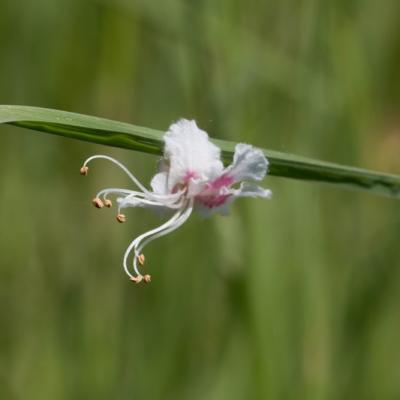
[172,170,198,193]
[197,193,232,208]
[207,174,234,190]
[184,170,198,182]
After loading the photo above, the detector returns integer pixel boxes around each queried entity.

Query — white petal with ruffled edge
[164,119,224,190]
[196,182,271,217]
[232,182,272,198]
[150,171,169,194]
[224,143,268,182]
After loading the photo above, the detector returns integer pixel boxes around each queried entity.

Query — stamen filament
[122,208,184,279]
[135,200,194,256]
[83,155,185,203]
[131,200,194,277]
[83,155,150,193]
[96,188,139,200]
[117,194,184,211]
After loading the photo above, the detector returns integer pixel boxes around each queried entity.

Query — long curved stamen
[130,200,194,279]
[135,200,194,256]
[95,189,184,214]
[81,155,197,283]
[96,188,139,200]
[122,207,186,281]
[82,155,185,203]
[117,195,184,212]
[83,155,150,193]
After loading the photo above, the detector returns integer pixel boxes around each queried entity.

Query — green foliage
[1,1,400,400]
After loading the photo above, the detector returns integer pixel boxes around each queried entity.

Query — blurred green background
[1,1,400,399]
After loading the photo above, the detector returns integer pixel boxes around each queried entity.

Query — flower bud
[104,199,112,208]
[80,166,89,176]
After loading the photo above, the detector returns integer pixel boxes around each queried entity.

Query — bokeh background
[1,1,400,399]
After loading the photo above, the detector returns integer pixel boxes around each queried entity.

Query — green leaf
[1,105,399,199]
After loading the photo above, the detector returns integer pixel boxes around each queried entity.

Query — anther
[143,274,151,283]
[104,199,112,208]
[130,275,143,283]
[92,197,104,208]
[116,213,126,223]
[138,253,145,266]
[80,166,89,176]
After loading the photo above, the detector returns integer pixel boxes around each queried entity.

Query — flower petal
[225,143,268,182]
[233,182,272,199]
[187,178,207,197]
[164,119,224,190]
[195,182,271,217]
[195,200,233,218]
[150,172,169,194]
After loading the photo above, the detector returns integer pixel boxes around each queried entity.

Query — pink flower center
[206,174,234,190]
[172,170,199,193]
[173,172,235,209]
[184,170,198,182]
[196,174,235,209]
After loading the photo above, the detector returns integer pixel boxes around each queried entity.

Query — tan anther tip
[116,213,126,223]
[92,197,104,209]
[104,199,112,208]
[143,274,151,283]
[138,253,145,266]
[80,166,89,176]
[130,275,143,283]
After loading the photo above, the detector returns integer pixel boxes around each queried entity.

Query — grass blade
[1,105,399,198]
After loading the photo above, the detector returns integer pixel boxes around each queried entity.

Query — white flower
[80,119,272,283]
